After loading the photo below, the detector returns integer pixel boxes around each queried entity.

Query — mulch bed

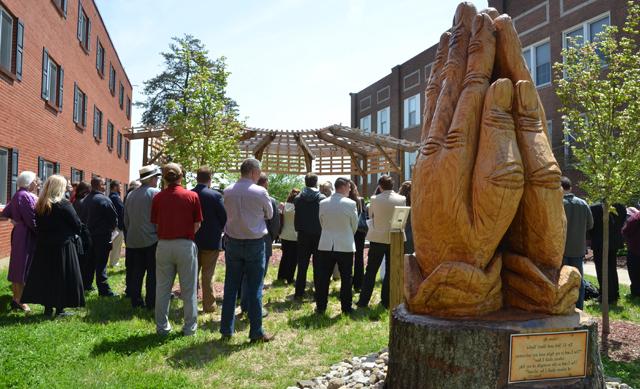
[593,319,640,362]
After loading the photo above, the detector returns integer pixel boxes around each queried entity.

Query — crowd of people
[562,177,640,309]
[0,158,413,342]
[4,159,636,340]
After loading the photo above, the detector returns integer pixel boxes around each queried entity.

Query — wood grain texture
[408,2,580,317]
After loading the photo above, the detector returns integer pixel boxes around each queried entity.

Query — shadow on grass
[92,332,175,356]
[168,339,251,369]
[200,314,249,334]
[288,311,341,329]
[82,295,156,323]
[350,304,388,322]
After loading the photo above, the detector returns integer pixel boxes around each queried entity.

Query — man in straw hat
[124,165,161,308]
[151,163,203,336]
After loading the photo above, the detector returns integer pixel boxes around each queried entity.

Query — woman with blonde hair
[1,171,39,312]
[21,175,85,317]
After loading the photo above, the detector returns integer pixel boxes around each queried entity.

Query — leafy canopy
[555,1,640,204]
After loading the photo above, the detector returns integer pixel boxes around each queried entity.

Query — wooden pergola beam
[328,125,419,152]
[294,134,315,172]
[316,131,369,156]
[253,133,276,161]
[376,144,401,173]
[123,128,171,140]
[347,150,365,177]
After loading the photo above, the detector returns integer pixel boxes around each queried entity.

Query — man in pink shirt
[220,158,274,342]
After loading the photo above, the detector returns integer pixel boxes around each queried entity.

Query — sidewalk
[584,261,631,286]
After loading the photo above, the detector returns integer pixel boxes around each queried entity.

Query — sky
[94,0,489,179]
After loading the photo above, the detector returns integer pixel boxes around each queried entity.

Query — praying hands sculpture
[406,2,581,317]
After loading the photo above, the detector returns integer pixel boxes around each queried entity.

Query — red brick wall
[0,0,131,258]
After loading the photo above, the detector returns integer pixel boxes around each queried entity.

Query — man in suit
[82,176,119,297]
[357,175,405,309]
[293,173,326,300]
[315,177,359,314]
[192,166,227,313]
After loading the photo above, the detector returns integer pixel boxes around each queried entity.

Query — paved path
[584,261,631,286]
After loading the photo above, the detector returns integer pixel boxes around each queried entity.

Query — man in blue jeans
[220,158,274,343]
[562,176,593,310]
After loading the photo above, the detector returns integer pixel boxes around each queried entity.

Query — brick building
[349,0,627,194]
[0,0,132,258]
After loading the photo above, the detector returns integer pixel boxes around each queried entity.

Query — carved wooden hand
[406,2,581,317]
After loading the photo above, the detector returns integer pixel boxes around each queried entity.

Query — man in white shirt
[315,178,359,314]
[357,175,406,309]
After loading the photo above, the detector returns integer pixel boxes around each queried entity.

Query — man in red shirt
[151,163,203,336]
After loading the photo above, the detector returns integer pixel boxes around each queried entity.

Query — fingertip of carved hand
[515,81,538,112]
[489,78,513,110]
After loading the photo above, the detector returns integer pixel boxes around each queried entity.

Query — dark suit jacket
[193,184,227,250]
[83,191,117,237]
[109,192,125,231]
[589,203,627,252]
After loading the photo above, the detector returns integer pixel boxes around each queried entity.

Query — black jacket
[83,191,117,237]
[109,192,125,231]
[293,187,325,235]
[192,184,227,250]
[589,203,627,252]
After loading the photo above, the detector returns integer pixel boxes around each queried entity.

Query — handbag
[357,207,369,233]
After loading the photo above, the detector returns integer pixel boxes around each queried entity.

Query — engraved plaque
[508,330,588,383]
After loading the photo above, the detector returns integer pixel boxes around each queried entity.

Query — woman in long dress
[21,175,85,317]
[0,171,39,312]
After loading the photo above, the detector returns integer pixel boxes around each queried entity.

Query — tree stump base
[387,304,604,389]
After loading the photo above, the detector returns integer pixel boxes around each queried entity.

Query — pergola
[123,124,420,193]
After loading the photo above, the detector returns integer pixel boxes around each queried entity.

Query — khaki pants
[198,249,220,312]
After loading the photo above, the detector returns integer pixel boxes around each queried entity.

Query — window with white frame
[117,132,123,157]
[71,167,83,183]
[109,64,116,95]
[38,158,56,182]
[106,121,114,149]
[41,49,64,110]
[0,5,14,73]
[359,115,371,133]
[77,3,91,52]
[93,106,102,141]
[126,96,131,119]
[96,38,105,76]
[546,119,553,146]
[73,83,88,128]
[52,0,68,16]
[377,107,390,135]
[522,40,550,87]
[404,94,420,129]
[124,140,130,162]
[404,151,418,181]
[564,14,610,62]
[0,147,7,205]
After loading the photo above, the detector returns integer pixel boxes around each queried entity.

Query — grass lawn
[583,274,640,388]
[0,258,389,388]
[1,262,638,388]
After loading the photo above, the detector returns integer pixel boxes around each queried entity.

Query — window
[564,14,610,63]
[41,49,64,110]
[377,107,390,135]
[71,167,83,183]
[96,38,104,75]
[73,83,88,127]
[0,147,7,205]
[546,119,553,145]
[77,3,91,52]
[359,115,371,133]
[117,132,123,157]
[124,140,130,162]
[106,121,114,149]
[0,5,23,80]
[93,106,102,140]
[522,40,550,87]
[38,157,58,182]
[404,151,418,181]
[119,82,124,109]
[109,64,116,95]
[52,0,68,16]
[126,96,131,119]
[404,94,420,129]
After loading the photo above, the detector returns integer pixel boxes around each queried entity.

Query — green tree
[555,0,640,352]
[137,35,238,126]
[266,174,305,203]
[141,36,243,181]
